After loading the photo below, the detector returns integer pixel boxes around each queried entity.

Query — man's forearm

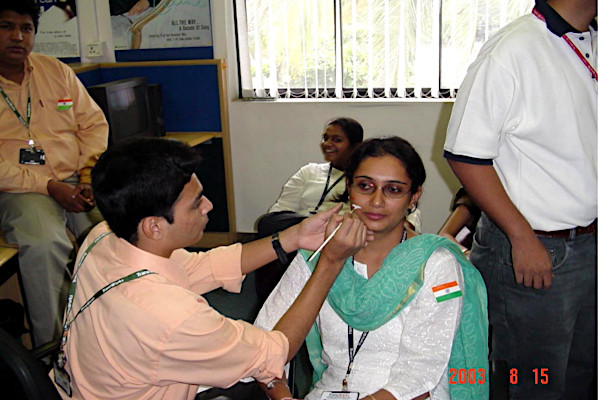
[273,252,344,361]
[259,372,293,400]
[448,160,554,288]
[447,160,533,241]
[271,212,366,360]
[239,224,299,275]
[0,161,50,194]
[240,204,344,275]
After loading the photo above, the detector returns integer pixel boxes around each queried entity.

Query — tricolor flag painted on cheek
[57,99,73,110]
[432,280,462,303]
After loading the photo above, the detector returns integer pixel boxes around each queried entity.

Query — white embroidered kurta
[268,163,349,215]
[255,247,464,400]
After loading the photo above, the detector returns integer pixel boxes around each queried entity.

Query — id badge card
[19,147,45,165]
[53,362,72,397]
[321,391,360,400]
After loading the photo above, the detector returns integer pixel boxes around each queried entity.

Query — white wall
[229,100,461,234]
[211,2,462,234]
[76,0,114,63]
[76,1,462,234]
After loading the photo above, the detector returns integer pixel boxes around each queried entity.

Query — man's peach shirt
[57,222,288,400]
[0,52,108,194]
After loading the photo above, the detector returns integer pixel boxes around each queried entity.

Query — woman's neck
[330,161,345,171]
[354,223,407,278]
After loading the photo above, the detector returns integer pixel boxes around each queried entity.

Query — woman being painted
[256,119,421,301]
[262,117,421,229]
[255,137,488,400]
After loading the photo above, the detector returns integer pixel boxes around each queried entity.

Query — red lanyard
[532,7,598,82]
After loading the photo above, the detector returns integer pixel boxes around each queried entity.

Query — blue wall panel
[77,64,221,133]
[76,68,104,87]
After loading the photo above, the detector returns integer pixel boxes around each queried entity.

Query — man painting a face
[54,137,372,399]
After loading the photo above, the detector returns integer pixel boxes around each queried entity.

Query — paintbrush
[307,204,361,262]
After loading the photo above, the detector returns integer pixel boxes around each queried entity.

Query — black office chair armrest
[0,328,62,399]
[30,338,61,361]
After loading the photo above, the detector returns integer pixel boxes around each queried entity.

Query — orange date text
[449,368,486,385]
[509,368,549,385]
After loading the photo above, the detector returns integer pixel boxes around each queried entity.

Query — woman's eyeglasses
[351,179,410,199]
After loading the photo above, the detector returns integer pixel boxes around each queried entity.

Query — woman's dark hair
[2,0,40,32]
[326,117,364,145]
[338,136,426,202]
[92,138,202,244]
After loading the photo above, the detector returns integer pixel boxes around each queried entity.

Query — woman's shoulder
[428,245,459,263]
[294,162,329,177]
[423,245,464,290]
[284,251,314,282]
[400,235,464,282]
[303,162,330,171]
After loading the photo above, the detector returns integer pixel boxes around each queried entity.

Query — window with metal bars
[235,0,533,99]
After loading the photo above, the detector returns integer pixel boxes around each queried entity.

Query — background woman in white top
[255,137,488,400]
[255,117,364,300]
[265,117,364,218]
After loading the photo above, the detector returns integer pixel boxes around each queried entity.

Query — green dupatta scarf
[300,234,489,399]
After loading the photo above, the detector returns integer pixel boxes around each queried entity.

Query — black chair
[0,328,62,400]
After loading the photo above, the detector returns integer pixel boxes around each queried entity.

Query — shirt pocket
[36,93,78,136]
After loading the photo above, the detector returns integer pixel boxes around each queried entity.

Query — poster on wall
[112,0,212,50]
[32,0,212,57]
[33,1,80,58]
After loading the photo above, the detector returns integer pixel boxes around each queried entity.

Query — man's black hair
[1,0,40,32]
[92,138,203,244]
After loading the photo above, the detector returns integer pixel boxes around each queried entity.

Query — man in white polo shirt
[443,0,596,399]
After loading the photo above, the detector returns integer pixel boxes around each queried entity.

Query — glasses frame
[350,179,412,199]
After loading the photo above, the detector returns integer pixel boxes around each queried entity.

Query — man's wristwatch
[271,232,289,265]
[266,377,288,390]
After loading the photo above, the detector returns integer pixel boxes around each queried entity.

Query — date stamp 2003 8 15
[449,368,550,385]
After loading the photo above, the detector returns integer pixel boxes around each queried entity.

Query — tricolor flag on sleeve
[432,281,462,303]
[57,99,73,110]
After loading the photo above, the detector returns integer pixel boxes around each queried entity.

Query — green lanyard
[0,85,30,128]
[0,84,33,146]
[58,232,155,368]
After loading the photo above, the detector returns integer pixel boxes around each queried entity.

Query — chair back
[0,328,62,400]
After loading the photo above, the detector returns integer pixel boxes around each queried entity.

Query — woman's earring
[407,204,417,214]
